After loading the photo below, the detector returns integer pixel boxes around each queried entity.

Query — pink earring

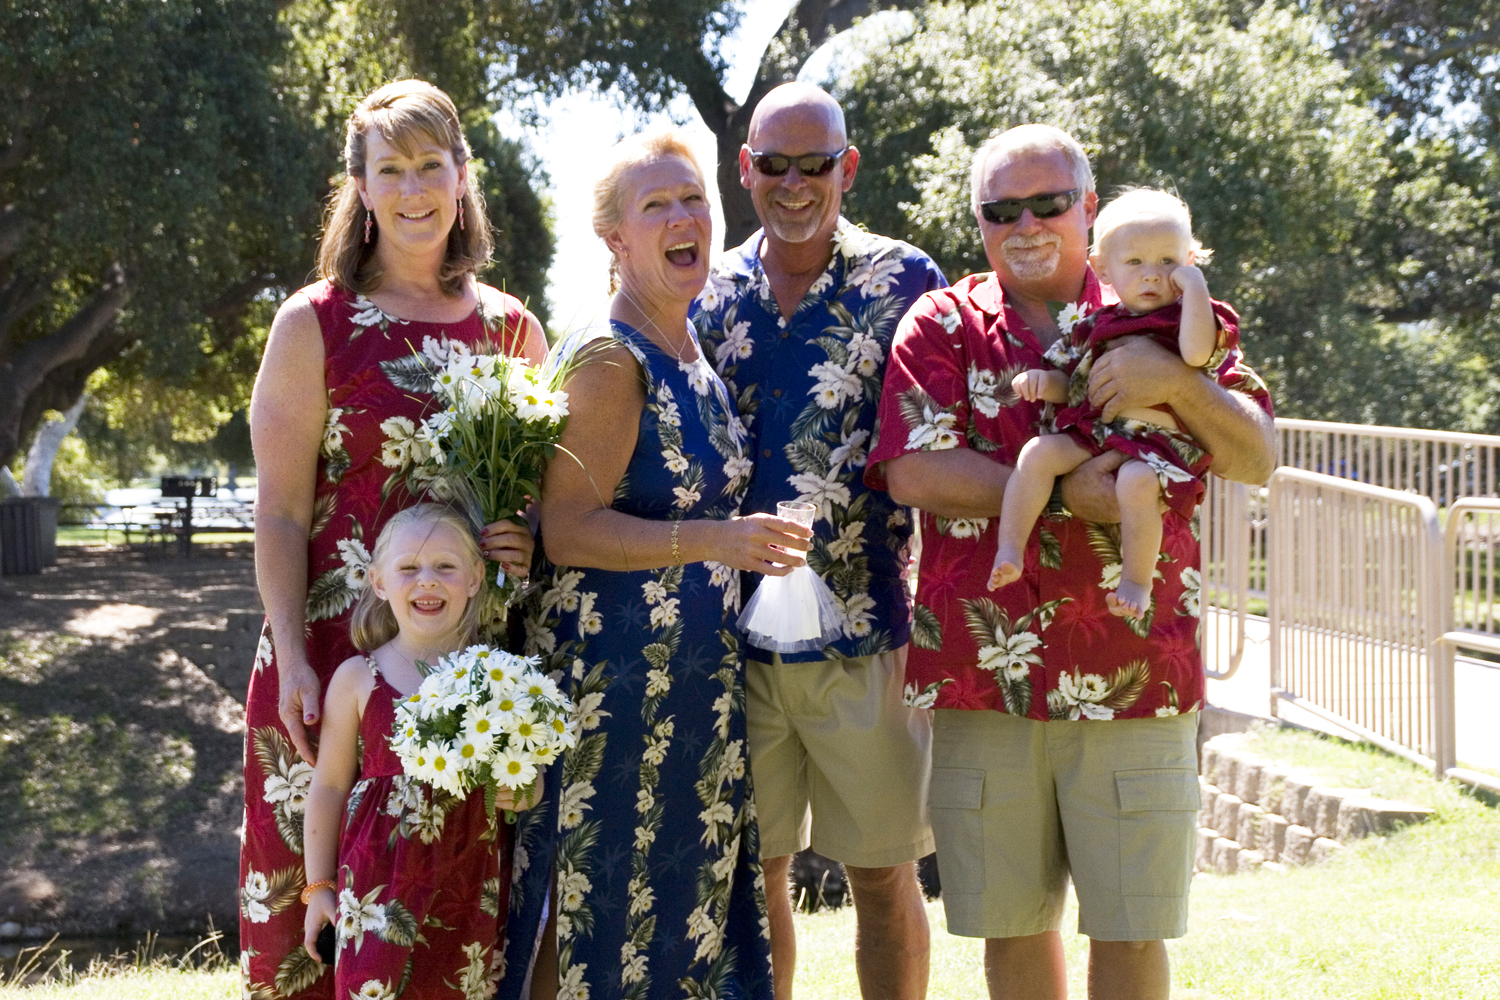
[458,198,465,231]
[364,210,372,244]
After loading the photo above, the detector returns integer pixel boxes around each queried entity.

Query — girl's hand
[480,515,534,578]
[303,886,337,965]
[716,514,813,577]
[278,656,323,766]
[497,769,546,813]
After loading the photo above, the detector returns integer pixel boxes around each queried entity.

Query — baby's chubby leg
[1106,459,1166,619]
[989,434,1094,591]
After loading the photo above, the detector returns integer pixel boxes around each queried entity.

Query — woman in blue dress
[506,129,809,999]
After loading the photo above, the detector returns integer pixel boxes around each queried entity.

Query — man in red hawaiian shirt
[866,125,1274,999]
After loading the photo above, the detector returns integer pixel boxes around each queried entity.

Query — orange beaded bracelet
[300,879,336,904]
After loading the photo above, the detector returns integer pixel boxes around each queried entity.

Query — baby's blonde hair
[1091,188,1213,266]
[349,503,485,652]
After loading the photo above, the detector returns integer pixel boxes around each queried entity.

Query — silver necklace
[619,288,694,362]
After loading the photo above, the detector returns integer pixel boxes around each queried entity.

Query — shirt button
[780,331,789,339]
[772,388,783,398]
[762,449,773,458]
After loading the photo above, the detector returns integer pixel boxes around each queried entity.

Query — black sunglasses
[748,146,850,177]
[978,189,1081,225]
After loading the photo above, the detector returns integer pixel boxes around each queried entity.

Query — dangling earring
[364,210,372,244]
[457,198,465,231]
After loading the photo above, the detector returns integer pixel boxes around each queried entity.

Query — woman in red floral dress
[240,79,546,1000]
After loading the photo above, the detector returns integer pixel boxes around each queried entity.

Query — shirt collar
[961,267,1109,321]
[726,217,867,280]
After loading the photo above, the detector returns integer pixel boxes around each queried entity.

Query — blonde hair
[592,127,709,294]
[349,504,485,652]
[970,124,1094,215]
[317,79,493,296]
[1091,188,1213,265]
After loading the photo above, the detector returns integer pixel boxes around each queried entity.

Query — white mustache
[1002,232,1061,252]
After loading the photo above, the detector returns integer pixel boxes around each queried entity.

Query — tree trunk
[21,393,87,496]
[0,263,129,468]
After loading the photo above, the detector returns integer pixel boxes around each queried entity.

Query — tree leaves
[836,0,1500,432]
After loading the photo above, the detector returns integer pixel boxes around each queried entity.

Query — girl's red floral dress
[330,659,511,1000]
[239,281,527,1000]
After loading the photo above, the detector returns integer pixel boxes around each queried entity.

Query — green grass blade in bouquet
[414,346,570,620]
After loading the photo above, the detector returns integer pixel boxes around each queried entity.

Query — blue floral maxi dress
[500,321,772,1000]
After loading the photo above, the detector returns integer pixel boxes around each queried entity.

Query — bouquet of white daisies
[417,349,570,607]
[389,645,576,812]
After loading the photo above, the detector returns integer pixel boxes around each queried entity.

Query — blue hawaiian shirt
[691,218,947,662]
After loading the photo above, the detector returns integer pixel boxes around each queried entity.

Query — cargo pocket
[1116,768,1200,898]
[928,767,987,894]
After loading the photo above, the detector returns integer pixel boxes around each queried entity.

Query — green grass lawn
[55,526,254,547]
[5,729,1497,998]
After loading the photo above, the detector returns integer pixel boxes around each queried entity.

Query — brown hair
[317,79,493,296]
[591,127,708,294]
[349,504,485,652]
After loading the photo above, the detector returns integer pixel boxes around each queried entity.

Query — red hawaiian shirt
[866,271,1272,720]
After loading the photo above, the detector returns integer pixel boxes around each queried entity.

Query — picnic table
[86,478,256,555]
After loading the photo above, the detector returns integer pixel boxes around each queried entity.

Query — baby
[988,188,1239,619]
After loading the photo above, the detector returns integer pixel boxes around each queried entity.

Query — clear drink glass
[777,500,816,528]
[773,500,816,568]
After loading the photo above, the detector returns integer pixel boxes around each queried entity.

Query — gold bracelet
[671,521,683,567]
[301,879,336,905]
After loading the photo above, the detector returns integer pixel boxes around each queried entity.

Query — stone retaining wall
[1195,732,1434,874]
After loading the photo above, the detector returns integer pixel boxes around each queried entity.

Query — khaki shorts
[930,709,1200,942]
[746,647,935,868]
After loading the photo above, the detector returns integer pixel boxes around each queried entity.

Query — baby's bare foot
[1107,580,1151,618]
[988,546,1023,591]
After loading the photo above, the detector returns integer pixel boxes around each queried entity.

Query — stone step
[1194,732,1435,875]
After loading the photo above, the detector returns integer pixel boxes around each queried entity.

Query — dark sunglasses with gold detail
[748,146,851,177]
[978,189,1081,225]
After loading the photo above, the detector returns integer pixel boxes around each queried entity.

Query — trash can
[35,497,59,566]
[0,497,56,575]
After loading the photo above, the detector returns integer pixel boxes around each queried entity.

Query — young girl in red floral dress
[301,504,532,1000]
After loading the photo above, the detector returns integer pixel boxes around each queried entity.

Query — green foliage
[0,0,323,463]
[836,0,1500,431]
[7,434,111,510]
[0,0,556,478]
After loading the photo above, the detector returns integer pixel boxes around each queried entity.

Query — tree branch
[0,95,31,175]
[0,206,29,267]
[1381,21,1500,68]
[0,263,129,463]
[0,271,49,360]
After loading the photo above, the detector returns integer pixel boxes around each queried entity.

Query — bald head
[747,83,847,149]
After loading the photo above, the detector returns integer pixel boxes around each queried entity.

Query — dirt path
[0,543,260,939]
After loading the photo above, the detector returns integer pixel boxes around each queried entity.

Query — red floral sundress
[331,659,511,1000]
[239,280,527,1000]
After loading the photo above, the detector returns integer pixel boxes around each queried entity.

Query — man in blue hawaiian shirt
[692,82,947,1000]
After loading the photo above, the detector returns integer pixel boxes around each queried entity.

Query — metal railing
[1202,419,1500,678]
[1198,474,1259,680]
[1267,469,1447,772]
[1439,498,1500,792]
[1276,418,1500,504]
